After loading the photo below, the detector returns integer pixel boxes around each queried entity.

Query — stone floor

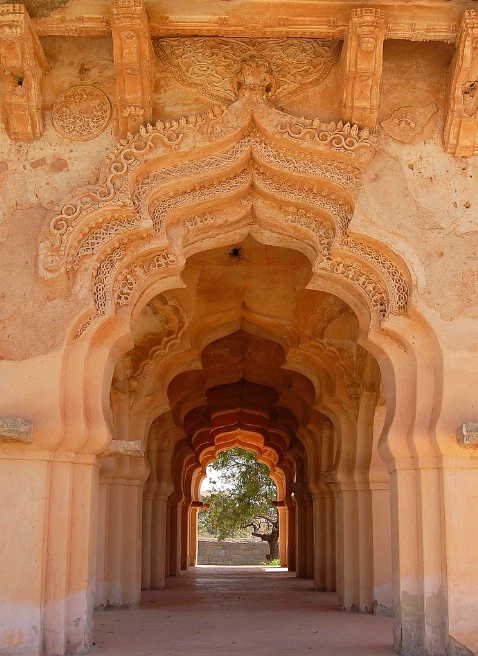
[92,566,395,656]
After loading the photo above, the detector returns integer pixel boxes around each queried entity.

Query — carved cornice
[0,3,49,141]
[30,4,464,43]
[444,10,478,157]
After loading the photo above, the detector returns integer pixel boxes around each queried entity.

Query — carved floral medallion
[52,85,111,141]
[154,37,341,103]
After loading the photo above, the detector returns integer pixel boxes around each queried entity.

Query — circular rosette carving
[52,86,111,141]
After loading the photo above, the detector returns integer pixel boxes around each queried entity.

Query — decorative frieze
[444,10,478,157]
[277,118,376,161]
[342,8,386,130]
[154,37,341,104]
[111,0,154,137]
[0,3,49,141]
[113,250,178,307]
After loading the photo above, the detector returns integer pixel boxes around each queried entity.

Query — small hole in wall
[229,246,242,259]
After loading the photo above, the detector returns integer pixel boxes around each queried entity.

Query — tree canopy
[199,447,280,560]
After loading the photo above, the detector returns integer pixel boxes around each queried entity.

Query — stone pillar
[168,500,183,576]
[294,487,310,579]
[313,491,327,589]
[0,454,50,656]
[325,491,336,591]
[277,505,288,567]
[287,502,296,572]
[150,495,168,589]
[305,494,314,579]
[189,506,199,567]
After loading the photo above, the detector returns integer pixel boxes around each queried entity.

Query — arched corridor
[93,566,395,656]
[98,235,393,622]
[2,31,478,654]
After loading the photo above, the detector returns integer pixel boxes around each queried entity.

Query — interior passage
[93,567,394,656]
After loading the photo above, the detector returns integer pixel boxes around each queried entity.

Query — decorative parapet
[0,3,49,141]
[111,0,154,137]
[101,439,144,457]
[444,10,478,157]
[0,418,33,444]
[457,423,478,449]
[342,8,386,130]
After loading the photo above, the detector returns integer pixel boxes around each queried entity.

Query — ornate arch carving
[38,93,411,334]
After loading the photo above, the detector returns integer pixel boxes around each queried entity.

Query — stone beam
[444,10,478,157]
[341,8,385,130]
[31,2,466,41]
[111,0,154,137]
[0,3,48,141]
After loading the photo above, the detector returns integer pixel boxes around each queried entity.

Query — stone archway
[35,87,447,656]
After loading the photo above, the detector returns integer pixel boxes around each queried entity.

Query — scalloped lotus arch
[38,93,411,336]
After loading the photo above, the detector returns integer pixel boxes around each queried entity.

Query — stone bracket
[0,3,49,141]
[0,418,33,444]
[457,423,478,448]
[111,0,154,138]
[342,8,385,130]
[102,439,145,457]
[444,11,478,158]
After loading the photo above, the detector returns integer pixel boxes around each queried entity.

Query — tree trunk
[266,530,279,562]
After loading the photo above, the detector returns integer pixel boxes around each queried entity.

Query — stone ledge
[0,418,33,444]
[457,423,478,449]
[102,440,144,458]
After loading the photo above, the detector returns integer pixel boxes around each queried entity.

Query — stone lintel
[30,3,463,42]
[0,3,48,141]
[102,439,145,457]
[457,423,478,449]
[342,8,386,130]
[444,10,478,157]
[0,418,34,444]
[111,0,154,137]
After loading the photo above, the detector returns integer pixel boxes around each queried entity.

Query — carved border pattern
[282,206,334,261]
[132,140,251,220]
[46,122,184,257]
[318,257,388,319]
[341,237,409,315]
[113,251,178,307]
[77,246,126,337]
[69,213,139,270]
[278,118,376,157]
[132,135,357,227]
[150,171,252,232]
[253,170,352,235]
[251,137,358,189]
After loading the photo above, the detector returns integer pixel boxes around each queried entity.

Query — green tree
[199,447,280,561]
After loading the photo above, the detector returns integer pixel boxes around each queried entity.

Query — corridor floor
[92,566,395,656]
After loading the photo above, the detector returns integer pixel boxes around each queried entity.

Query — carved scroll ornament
[154,37,341,103]
[52,86,111,141]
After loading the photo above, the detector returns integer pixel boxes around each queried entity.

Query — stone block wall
[197,538,270,565]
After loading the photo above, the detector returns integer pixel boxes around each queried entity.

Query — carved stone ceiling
[115,236,373,418]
